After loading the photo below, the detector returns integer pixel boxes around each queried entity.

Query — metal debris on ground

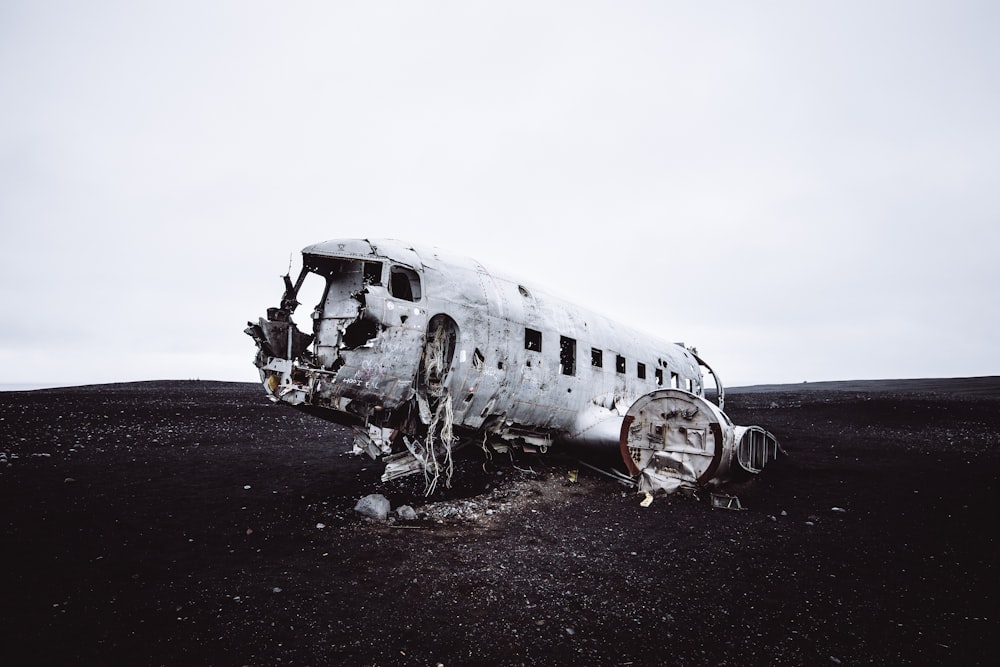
[710,493,744,510]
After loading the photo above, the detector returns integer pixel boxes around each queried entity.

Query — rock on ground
[353,493,390,521]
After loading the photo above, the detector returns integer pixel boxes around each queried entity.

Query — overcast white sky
[2,1,998,389]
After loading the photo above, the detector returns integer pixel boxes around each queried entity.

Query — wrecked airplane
[245,239,780,495]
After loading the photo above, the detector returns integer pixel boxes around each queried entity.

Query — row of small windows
[524,327,684,387]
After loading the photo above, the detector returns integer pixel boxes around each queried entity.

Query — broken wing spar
[245,238,780,495]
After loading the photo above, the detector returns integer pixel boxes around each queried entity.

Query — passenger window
[655,368,663,386]
[560,336,576,376]
[671,372,679,389]
[591,348,603,368]
[389,265,421,302]
[616,355,626,374]
[524,328,542,352]
[637,362,646,380]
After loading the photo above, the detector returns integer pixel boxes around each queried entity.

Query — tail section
[620,389,781,494]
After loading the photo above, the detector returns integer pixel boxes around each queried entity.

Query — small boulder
[396,505,418,521]
[354,494,391,521]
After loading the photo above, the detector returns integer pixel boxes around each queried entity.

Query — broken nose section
[247,307,314,362]
[245,305,315,404]
[620,389,782,495]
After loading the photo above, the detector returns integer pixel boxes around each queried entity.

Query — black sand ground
[1,378,998,666]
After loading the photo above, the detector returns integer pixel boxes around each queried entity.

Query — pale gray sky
[2,0,998,388]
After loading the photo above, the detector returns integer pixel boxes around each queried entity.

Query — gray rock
[396,505,418,521]
[354,494,391,521]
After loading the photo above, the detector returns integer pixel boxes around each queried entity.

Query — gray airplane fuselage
[246,238,779,492]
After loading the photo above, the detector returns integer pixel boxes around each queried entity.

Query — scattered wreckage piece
[711,493,745,510]
[245,238,781,496]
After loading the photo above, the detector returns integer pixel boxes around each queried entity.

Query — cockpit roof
[302,239,423,270]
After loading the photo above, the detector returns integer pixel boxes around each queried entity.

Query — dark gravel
[1,378,998,666]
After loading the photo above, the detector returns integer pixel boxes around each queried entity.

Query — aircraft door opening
[416,315,459,419]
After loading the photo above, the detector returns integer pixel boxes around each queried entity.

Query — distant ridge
[0,380,256,393]
[730,376,1000,396]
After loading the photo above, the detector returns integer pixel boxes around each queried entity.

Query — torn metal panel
[734,425,783,474]
[246,238,780,495]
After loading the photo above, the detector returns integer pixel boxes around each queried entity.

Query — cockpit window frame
[388,264,422,302]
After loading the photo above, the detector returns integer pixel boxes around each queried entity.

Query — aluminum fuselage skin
[247,238,779,491]
[250,239,702,444]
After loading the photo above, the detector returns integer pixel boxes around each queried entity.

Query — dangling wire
[419,323,456,495]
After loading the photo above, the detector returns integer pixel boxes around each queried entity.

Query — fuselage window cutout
[524,328,542,352]
[518,285,531,298]
[637,362,646,380]
[671,372,679,389]
[560,336,576,376]
[616,354,626,374]
[591,347,603,368]
[389,265,421,302]
[655,368,664,386]
[363,261,383,286]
